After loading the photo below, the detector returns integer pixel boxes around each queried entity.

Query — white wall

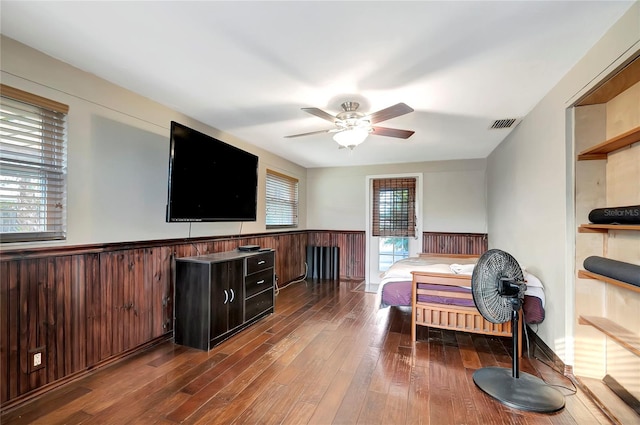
[0,36,307,249]
[307,159,487,233]
[487,3,640,361]
[0,35,485,267]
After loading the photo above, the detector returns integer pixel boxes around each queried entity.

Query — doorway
[366,173,423,288]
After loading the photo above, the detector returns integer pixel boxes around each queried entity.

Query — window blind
[0,85,68,242]
[266,169,298,228]
[372,178,416,237]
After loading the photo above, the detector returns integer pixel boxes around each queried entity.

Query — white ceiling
[1,1,634,168]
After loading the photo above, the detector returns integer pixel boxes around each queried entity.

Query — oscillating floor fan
[471,249,565,413]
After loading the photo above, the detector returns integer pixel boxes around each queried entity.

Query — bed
[377,253,546,350]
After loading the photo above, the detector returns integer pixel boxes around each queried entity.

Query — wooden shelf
[578,315,640,357]
[578,269,640,294]
[577,125,640,160]
[578,223,640,233]
[575,376,640,424]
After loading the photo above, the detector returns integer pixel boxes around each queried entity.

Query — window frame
[265,169,299,229]
[0,84,68,243]
[371,177,416,238]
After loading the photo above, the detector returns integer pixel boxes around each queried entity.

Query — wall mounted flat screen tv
[166,121,258,222]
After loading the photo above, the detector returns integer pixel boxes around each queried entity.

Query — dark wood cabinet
[174,249,275,350]
[209,259,243,344]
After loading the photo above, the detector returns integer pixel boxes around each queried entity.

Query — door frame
[365,172,423,285]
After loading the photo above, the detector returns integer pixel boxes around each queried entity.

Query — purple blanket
[380,280,544,324]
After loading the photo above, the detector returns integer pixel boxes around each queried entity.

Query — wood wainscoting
[422,231,488,255]
[1,231,304,410]
[306,230,366,280]
[0,230,485,409]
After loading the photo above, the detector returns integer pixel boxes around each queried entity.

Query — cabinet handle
[223,289,229,304]
[258,260,265,265]
[257,279,265,284]
[230,288,235,302]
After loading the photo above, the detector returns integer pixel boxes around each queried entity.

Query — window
[378,237,409,271]
[266,169,298,228]
[372,178,416,237]
[0,84,68,243]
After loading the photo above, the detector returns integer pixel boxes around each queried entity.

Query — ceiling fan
[286,101,415,149]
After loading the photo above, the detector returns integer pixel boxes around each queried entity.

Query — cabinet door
[210,262,230,339]
[209,259,244,340]
[227,259,244,330]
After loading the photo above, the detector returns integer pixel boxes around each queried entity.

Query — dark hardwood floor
[1,279,612,425]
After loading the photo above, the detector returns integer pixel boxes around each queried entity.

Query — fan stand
[473,296,565,413]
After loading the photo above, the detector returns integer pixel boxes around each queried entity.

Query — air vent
[490,118,519,129]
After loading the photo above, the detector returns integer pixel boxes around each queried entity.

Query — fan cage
[472,249,524,324]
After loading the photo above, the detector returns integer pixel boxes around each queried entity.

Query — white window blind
[266,170,298,228]
[0,84,68,242]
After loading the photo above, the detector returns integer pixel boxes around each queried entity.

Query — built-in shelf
[578,224,640,233]
[574,55,640,418]
[578,315,640,357]
[577,125,640,160]
[578,269,640,294]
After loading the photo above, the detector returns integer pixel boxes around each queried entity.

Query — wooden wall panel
[306,231,366,279]
[84,254,102,367]
[0,261,9,403]
[99,252,114,361]
[346,232,366,279]
[147,246,173,337]
[0,229,480,409]
[18,260,32,394]
[71,255,92,374]
[304,231,485,279]
[422,232,488,255]
[271,233,307,284]
[51,257,67,381]
[4,261,16,400]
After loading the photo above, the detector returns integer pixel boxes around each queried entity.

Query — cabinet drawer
[246,252,274,274]
[245,268,274,298]
[245,288,274,321]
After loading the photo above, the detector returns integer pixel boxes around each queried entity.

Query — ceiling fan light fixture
[287,101,414,144]
[333,127,369,149]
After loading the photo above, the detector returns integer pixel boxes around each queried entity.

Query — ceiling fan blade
[285,129,334,138]
[371,126,415,139]
[367,103,414,124]
[301,107,337,123]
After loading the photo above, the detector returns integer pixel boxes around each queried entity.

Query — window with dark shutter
[372,177,416,237]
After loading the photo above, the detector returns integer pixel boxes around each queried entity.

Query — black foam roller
[583,256,640,288]
[588,205,640,224]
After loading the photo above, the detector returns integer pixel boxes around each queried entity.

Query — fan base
[473,367,565,413]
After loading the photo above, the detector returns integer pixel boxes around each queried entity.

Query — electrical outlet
[28,347,46,373]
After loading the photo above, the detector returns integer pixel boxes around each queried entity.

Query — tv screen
[166,121,258,222]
